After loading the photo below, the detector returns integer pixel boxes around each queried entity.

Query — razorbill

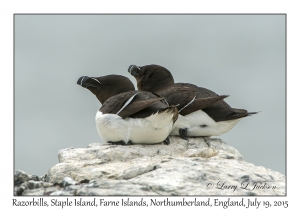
[128,64,258,140]
[77,74,178,145]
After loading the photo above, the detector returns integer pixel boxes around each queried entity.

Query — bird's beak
[128,65,140,76]
[77,76,97,88]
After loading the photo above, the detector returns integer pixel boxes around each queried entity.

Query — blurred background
[15,14,285,176]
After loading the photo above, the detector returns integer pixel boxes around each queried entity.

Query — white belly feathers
[95,110,175,144]
[170,110,241,137]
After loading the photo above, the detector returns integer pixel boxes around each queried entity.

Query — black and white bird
[128,64,258,140]
[77,74,178,145]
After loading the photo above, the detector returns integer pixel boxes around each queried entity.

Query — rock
[14,137,285,196]
[75,179,158,196]
[14,170,40,186]
[46,137,242,184]
[50,190,75,196]
[22,186,61,196]
[183,147,218,158]
[14,180,54,196]
[128,157,285,196]
[62,177,77,187]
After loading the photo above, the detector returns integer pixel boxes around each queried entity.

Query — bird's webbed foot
[163,137,170,145]
[107,140,132,146]
[179,128,189,141]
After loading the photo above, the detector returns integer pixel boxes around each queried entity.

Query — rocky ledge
[14,137,285,196]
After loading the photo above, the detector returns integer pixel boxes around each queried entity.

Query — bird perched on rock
[128,64,258,141]
[77,74,178,145]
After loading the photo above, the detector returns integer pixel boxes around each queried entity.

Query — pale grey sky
[15,14,285,176]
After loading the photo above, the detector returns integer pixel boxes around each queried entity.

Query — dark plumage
[128,64,258,140]
[77,74,175,119]
[128,64,257,122]
[77,74,179,145]
[100,91,171,119]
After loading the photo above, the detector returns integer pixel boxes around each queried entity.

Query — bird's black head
[77,75,135,104]
[128,64,174,92]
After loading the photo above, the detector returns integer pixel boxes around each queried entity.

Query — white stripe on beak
[80,76,85,86]
[91,77,101,84]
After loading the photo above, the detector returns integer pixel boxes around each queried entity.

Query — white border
[1,0,297,208]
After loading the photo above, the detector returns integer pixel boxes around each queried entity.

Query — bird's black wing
[100,91,168,119]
